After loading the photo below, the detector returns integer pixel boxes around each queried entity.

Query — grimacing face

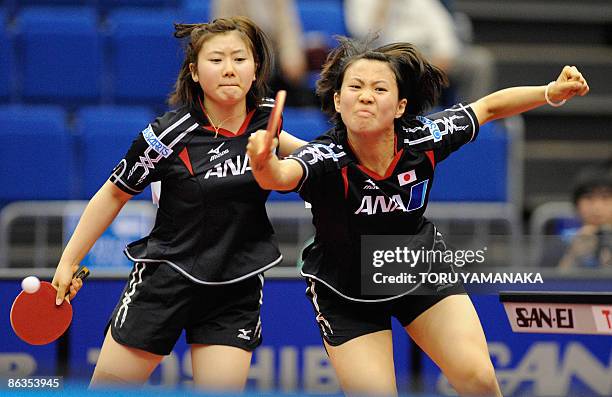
[189,30,257,107]
[334,58,407,137]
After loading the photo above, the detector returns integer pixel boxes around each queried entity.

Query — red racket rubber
[10,266,89,345]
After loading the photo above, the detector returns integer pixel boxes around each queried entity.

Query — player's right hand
[52,263,83,305]
[247,129,279,171]
[549,65,590,101]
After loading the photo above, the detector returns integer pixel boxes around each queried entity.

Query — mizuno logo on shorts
[237,328,252,340]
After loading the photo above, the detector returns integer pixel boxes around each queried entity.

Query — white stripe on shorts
[254,274,264,339]
[114,263,146,328]
[309,279,334,336]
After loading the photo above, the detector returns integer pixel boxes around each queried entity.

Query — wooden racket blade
[265,90,287,148]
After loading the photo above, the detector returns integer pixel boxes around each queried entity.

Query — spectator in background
[558,165,612,270]
[213,0,316,106]
[344,0,495,105]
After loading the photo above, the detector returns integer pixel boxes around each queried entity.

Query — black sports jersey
[109,98,283,284]
[288,104,479,300]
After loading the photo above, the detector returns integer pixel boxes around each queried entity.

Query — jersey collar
[338,126,404,181]
[195,96,255,138]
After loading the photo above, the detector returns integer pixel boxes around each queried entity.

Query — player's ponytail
[377,43,448,116]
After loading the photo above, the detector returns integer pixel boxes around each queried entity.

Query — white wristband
[545,81,566,107]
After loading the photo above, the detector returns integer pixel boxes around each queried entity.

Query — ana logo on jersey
[208,142,230,162]
[355,180,429,215]
[397,170,417,186]
[204,154,251,179]
[237,328,252,340]
[363,179,379,190]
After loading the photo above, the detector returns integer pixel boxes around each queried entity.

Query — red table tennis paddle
[265,90,287,148]
[10,266,90,345]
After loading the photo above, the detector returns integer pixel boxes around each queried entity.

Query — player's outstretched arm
[52,181,132,305]
[470,65,590,125]
[247,129,304,191]
[278,130,307,158]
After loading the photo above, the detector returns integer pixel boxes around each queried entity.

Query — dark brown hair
[572,164,612,205]
[316,36,448,126]
[169,16,273,109]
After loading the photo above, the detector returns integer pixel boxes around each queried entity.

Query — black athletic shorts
[106,263,264,355]
[305,277,465,346]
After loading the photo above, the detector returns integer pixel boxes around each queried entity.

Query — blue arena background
[1,0,611,396]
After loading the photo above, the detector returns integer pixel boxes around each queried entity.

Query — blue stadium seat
[99,0,178,10]
[179,0,211,23]
[429,121,509,202]
[5,0,177,14]
[107,9,182,106]
[13,0,94,6]
[297,0,347,40]
[529,201,580,267]
[0,105,74,201]
[14,7,102,104]
[75,105,155,199]
[282,107,330,141]
[0,9,12,102]
[2,0,94,17]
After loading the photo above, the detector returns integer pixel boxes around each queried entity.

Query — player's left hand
[548,66,590,102]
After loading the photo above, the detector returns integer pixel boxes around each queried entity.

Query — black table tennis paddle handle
[64,266,90,297]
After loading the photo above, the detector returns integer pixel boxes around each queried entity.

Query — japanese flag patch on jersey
[397,170,417,186]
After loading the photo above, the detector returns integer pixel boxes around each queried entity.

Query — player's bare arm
[52,181,132,304]
[278,130,307,157]
[470,65,589,125]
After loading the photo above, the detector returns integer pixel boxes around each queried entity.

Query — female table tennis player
[52,16,305,390]
[247,36,589,396]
